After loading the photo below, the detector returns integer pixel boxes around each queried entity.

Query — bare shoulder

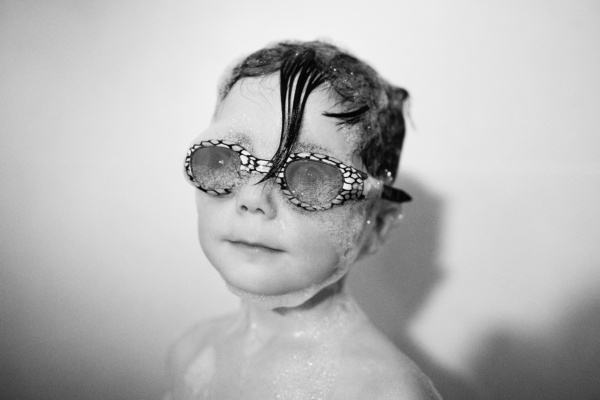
[165,313,236,387]
[332,324,442,400]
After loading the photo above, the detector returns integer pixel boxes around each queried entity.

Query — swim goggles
[184,140,411,211]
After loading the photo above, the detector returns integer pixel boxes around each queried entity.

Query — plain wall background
[1,1,599,399]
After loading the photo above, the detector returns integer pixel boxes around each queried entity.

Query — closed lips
[228,239,284,252]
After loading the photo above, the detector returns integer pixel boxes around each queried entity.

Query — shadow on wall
[349,176,483,400]
[472,292,600,400]
[350,176,600,400]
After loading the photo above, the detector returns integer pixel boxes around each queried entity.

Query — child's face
[193,76,378,307]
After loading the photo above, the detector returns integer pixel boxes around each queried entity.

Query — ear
[359,201,403,259]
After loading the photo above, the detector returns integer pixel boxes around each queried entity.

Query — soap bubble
[285,160,342,206]
[192,147,240,190]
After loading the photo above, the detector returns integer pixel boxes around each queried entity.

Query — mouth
[227,239,284,254]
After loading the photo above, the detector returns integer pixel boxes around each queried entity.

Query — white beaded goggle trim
[184,139,369,211]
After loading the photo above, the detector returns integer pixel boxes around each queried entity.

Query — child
[168,40,441,400]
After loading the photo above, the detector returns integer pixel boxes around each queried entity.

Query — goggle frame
[185,139,405,211]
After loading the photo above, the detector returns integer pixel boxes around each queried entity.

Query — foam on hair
[218,40,409,183]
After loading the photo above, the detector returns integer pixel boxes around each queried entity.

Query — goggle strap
[186,140,413,207]
[382,185,412,203]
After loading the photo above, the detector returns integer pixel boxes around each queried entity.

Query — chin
[223,267,349,310]
[225,282,323,310]
[218,269,300,297]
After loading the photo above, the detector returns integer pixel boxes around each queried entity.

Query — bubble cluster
[264,293,367,399]
[225,195,375,311]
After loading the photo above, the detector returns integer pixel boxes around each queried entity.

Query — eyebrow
[293,141,334,155]
[210,131,348,163]
[214,131,254,151]
[291,141,356,166]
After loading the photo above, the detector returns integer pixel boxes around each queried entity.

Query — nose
[235,174,277,218]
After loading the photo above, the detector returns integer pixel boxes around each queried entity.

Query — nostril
[235,179,275,217]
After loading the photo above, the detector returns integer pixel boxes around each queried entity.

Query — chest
[180,336,342,400]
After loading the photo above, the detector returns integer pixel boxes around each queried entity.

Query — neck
[237,279,357,337]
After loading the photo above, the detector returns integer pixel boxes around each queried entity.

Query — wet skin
[193,76,376,303]
[171,76,442,400]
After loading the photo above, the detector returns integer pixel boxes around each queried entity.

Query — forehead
[207,76,356,162]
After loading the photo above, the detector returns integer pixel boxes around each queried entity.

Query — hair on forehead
[218,40,409,183]
[264,48,325,182]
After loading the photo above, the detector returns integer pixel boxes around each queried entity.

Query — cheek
[194,194,227,247]
[292,228,342,282]
[297,200,373,262]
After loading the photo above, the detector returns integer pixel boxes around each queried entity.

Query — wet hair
[218,40,409,184]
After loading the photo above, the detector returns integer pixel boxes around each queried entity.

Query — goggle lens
[185,141,413,211]
[190,147,239,191]
[284,160,342,207]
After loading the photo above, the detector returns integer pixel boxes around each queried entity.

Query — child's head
[186,40,411,309]
[217,40,410,188]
